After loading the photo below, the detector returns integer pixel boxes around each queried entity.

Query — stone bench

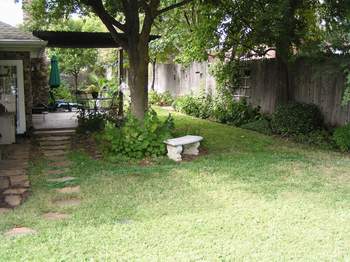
[164,135,203,161]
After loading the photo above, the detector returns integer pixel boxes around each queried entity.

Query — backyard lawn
[0,108,349,260]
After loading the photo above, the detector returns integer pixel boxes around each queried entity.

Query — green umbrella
[49,55,60,88]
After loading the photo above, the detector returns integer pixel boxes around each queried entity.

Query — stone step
[38,140,71,147]
[43,150,68,157]
[40,145,70,151]
[37,136,72,142]
[33,129,76,137]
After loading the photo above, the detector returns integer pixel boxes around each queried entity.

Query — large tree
[27,0,193,120]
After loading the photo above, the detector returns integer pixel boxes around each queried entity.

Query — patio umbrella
[48,55,60,107]
[49,55,60,88]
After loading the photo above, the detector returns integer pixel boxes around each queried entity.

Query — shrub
[240,119,272,135]
[271,102,323,136]
[173,94,213,119]
[212,97,261,126]
[77,111,106,134]
[333,124,350,151]
[173,95,200,116]
[294,130,335,150]
[99,109,174,159]
[49,81,73,104]
[149,91,174,106]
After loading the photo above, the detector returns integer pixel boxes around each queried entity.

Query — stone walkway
[0,142,31,208]
[3,128,83,237]
[36,128,82,220]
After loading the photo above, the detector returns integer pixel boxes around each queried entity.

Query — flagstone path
[3,128,83,237]
[0,142,31,208]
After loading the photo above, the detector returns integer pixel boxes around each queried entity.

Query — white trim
[0,60,26,134]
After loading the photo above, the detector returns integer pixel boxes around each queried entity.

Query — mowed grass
[0,107,349,260]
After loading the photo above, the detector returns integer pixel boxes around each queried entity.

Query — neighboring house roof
[0,21,46,47]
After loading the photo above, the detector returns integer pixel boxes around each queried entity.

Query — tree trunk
[151,58,156,91]
[127,42,149,120]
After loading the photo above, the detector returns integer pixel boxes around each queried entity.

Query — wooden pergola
[33,31,159,116]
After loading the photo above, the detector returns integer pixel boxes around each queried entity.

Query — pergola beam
[33,31,159,48]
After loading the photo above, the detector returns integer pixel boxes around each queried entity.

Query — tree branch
[82,0,127,48]
[157,0,193,15]
[82,0,126,32]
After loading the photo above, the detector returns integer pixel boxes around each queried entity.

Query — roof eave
[0,40,47,48]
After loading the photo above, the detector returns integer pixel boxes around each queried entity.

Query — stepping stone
[48,176,76,183]
[54,198,81,207]
[50,161,72,168]
[56,186,80,194]
[43,151,67,157]
[0,208,11,214]
[0,160,28,170]
[46,169,67,176]
[4,195,22,207]
[3,188,28,195]
[9,175,30,187]
[42,212,70,221]
[0,169,26,177]
[4,227,36,237]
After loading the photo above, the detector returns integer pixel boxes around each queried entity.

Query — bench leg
[183,142,200,155]
[167,145,183,162]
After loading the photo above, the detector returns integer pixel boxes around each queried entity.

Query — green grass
[1,108,350,260]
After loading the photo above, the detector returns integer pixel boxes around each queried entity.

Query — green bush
[173,94,260,126]
[49,81,73,104]
[271,102,324,136]
[212,97,261,126]
[149,91,174,106]
[173,94,213,119]
[99,109,174,159]
[77,112,106,134]
[333,124,350,151]
[240,119,272,135]
[294,130,335,150]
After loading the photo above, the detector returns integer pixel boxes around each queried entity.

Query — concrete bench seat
[164,135,203,161]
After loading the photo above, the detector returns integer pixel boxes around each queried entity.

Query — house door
[0,60,26,134]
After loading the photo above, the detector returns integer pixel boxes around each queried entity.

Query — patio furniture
[164,135,203,161]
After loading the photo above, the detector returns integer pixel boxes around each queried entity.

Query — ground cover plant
[149,91,174,107]
[0,108,350,260]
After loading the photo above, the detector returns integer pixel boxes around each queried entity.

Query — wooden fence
[241,56,350,126]
[152,56,350,126]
